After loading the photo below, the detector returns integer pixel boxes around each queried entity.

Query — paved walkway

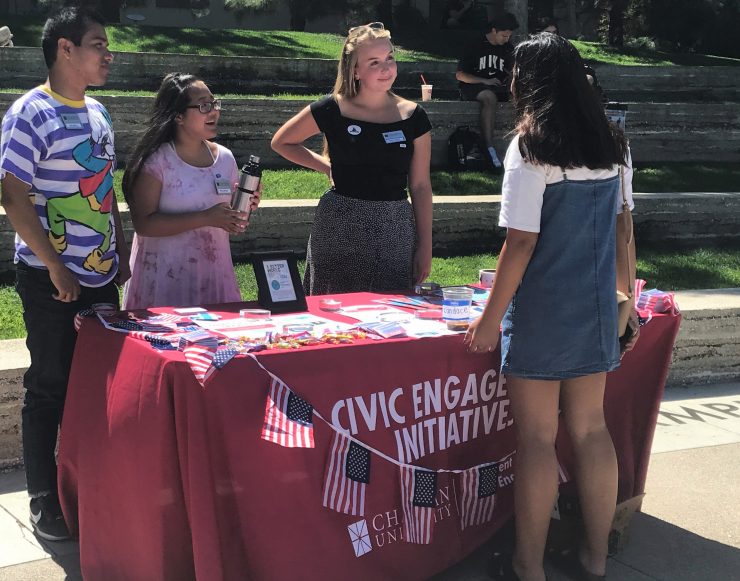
[1,383,739,581]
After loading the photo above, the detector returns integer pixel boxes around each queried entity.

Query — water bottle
[231,155,261,218]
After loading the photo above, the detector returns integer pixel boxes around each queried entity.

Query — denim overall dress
[500,173,622,380]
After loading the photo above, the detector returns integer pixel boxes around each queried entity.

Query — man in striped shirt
[0,6,129,541]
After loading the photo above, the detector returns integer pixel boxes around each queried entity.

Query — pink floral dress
[123,142,241,309]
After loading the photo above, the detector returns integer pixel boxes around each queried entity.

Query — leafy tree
[607,0,628,47]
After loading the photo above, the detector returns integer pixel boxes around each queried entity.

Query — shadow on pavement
[614,512,740,581]
[431,512,740,581]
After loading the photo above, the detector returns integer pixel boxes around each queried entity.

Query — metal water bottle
[231,155,261,218]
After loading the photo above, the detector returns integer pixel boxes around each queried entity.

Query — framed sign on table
[251,250,308,314]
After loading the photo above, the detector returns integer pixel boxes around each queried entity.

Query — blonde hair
[333,25,393,98]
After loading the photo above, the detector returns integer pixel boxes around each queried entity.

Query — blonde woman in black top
[271,22,433,295]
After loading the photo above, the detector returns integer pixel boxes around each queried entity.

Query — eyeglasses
[348,21,385,34]
[186,99,222,114]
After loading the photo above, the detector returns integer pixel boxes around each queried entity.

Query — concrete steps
[2,47,739,103]
[2,93,738,167]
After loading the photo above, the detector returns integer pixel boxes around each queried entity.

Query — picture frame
[605,102,628,131]
[250,251,308,314]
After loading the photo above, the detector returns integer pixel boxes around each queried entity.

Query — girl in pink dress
[122,73,260,309]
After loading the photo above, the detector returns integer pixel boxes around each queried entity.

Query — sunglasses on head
[186,99,222,114]
[348,21,385,34]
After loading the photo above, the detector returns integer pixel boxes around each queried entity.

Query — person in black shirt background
[271,22,433,295]
[456,12,519,169]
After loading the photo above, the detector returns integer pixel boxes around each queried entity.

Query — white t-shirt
[498,135,634,233]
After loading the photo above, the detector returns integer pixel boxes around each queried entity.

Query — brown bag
[616,167,636,337]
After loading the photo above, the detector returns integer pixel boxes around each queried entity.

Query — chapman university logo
[347,519,372,557]
[347,124,362,136]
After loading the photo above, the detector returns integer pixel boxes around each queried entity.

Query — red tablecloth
[58,293,680,581]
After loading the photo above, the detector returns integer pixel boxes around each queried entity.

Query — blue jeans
[15,262,119,496]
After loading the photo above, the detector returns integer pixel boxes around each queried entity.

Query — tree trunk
[608,0,628,47]
[566,0,577,38]
[288,0,308,30]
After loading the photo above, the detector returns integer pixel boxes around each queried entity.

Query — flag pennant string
[73,308,96,332]
[248,353,514,475]
[322,431,371,516]
[179,331,219,384]
[400,466,437,544]
[459,462,498,530]
[203,346,240,382]
[245,353,532,541]
[261,379,315,448]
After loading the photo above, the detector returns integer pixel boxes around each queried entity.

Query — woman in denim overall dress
[465,34,638,581]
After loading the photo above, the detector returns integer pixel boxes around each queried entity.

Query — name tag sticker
[382,130,406,144]
[214,178,232,195]
[61,113,83,130]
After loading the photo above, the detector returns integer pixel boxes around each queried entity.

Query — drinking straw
[420,74,427,85]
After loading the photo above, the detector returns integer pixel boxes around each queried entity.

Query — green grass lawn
[1,247,738,340]
[259,169,505,200]
[3,15,738,66]
[110,163,740,203]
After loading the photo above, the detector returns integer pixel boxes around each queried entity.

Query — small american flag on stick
[261,379,314,448]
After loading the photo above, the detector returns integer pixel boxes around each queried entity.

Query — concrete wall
[2,192,739,278]
[0,92,485,166]
[1,287,738,469]
[0,341,25,470]
[2,47,740,102]
[666,289,740,387]
[2,92,738,168]
[0,47,460,96]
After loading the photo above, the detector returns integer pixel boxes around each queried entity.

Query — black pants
[15,262,118,496]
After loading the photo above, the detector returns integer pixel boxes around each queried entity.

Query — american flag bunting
[202,346,240,382]
[178,332,219,385]
[261,379,315,448]
[459,462,498,530]
[323,431,371,516]
[73,308,95,332]
[400,466,437,544]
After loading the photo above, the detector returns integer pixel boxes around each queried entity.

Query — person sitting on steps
[456,12,519,170]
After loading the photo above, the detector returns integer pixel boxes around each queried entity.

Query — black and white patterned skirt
[304,189,416,295]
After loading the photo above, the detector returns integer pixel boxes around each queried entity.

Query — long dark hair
[122,72,199,204]
[512,33,627,169]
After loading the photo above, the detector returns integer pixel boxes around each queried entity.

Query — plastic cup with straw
[420,74,433,102]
